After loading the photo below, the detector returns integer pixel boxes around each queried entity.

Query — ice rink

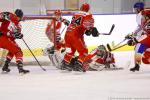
[0,51,150,100]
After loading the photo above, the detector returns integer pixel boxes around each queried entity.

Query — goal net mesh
[0,16,56,66]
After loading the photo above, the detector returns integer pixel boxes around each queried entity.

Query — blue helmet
[134,2,144,9]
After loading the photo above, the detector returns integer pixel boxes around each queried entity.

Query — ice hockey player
[61,3,99,72]
[45,9,70,53]
[125,2,146,72]
[0,9,29,74]
[126,9,150,71]
[88,45,116,71]
[44,10,70,67]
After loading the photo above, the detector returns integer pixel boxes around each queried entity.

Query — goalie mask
[96,45,107,57]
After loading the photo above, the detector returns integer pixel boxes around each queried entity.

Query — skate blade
[130,69,139,72]
[19,72,30,75]
[103,67,124,71]
[72,71,86,75]
[1,71,10,74]
[60,69,72,73]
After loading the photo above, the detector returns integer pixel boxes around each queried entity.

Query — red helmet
[54,9,61,16]
[80,3,90,12]
[142,9,150,16]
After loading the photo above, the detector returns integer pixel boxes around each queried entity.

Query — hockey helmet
[15,9,23,19]
[80,3,90,12]
[134,2,144,9]
[96,45,107,57]
[54,9,61,16]
[97,45,107,51]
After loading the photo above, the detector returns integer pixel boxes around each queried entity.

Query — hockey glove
[127,38,138,46]
[125,34,134,39]
[47,46,55,54]
[61,48,66,53]
[91,27,99,37]
[2,12,10,20]
[85,30,91,36]
[0,32,3,37]
[56,36,61,43]
[13,32,23,39]
[63,19,70,26]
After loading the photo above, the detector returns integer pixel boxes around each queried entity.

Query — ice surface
[0,51,150,100]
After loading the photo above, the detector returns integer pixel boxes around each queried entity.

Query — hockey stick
[107,43,127,51]
[100,24,115,35]
[112,39,126,48]
[111,41,115,48]
[22,38,46,71]
[60,25,67,35]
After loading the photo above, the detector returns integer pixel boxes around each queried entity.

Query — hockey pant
[64,35,89,70]
[142,48,150,64]
[0,36,23,63]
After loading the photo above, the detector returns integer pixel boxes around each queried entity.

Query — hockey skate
[130,63,140,72]
[17,62,30,74]
[60,60,72,71]
[2,60,11,73]
[104,63,111,69]
[73,61,86,72]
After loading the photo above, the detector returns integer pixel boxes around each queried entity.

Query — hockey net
[0,16,56,66]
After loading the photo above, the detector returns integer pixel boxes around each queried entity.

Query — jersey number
[71,17,82,26]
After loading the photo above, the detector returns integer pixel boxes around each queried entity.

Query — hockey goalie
[88,45,116,71]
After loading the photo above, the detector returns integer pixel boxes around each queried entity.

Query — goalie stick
[107,43,127,51]
[112,39,127,48]
[100,24,115,35]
